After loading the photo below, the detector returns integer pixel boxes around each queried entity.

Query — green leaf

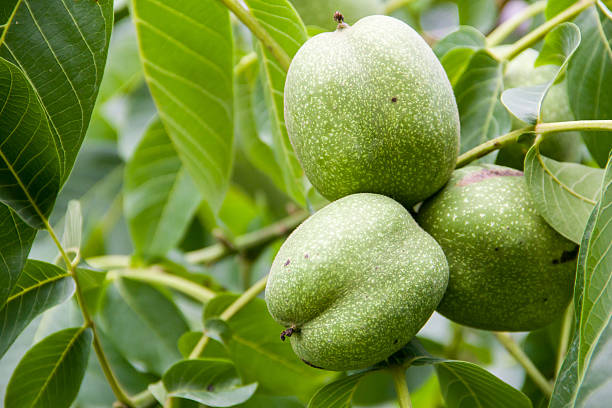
[0,204,36,306]
[204,294,335,399]
[524,145,604,243]
[244,0,308,205]
[435,360,532,408]
[163,358,258,407]
[132,0,234,212]
[1,0,113,184]
[0,57,61,228]
[455,0,497,33]
[124,118,202,258]
[99,277,189,376]
[546,0,576,19]
[307,372,368,408]
[4,326,92,408]
[551,154,612,407]
[0,260,74,358]
[234,53,285,191]
[567,8,612,167]
[501,23,580,124]
[433,26,485,86]
[454,50,511,154]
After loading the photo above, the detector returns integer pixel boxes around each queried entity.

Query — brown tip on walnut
[333,11,344,23]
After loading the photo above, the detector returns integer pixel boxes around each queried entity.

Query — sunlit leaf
[132,0,234,212]
[244,0,308,205]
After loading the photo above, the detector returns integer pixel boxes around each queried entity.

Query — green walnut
[417,165,577,331]
[292,0,384,30]
[497,48,581,168]
[284,15,460,208]
[266,193,448,371]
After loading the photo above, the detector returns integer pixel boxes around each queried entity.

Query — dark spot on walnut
[391,97,397,103]
[543,298,548,302]
[560,247,579,263]
[304,254,309,259]
[301,358,324,369]
[552,259,560,265]
[393,339,399,344]
[206,384,214,391]
[494,247,500,251]
[284,259,290,267]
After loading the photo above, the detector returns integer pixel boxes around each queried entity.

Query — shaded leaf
[163,358,258,407]
[455,0,497,33]
[4,326,92,408]
[234,53,285,191]
[551,154,612,407]
[454,50,511,153]
[0,57,61,228]
[244,0,308,205]
[132,0,234,212]
[0,0,113,183]
[435,360,532,408]
[546,0,578,19]
[502,23,580,124]
[204,294,335,399]
[524,145,604,243]
[124,118,202,258]
[307,372,367,408]
[434,26,485,86]
[567,8,612,167]
[0,204,36,306]
[0,260,74,358]
[99,277,189,376]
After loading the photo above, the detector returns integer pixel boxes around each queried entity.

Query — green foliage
[132,0,234,213]
[567,7,612,167]
[524,146,604,243]
[0,261,74,358]
[551,154,612,407]
[124,119,202,258]
[5,327,92,408]
[162,358,258,406]
[245,0,309,205]
[1,0,612,406]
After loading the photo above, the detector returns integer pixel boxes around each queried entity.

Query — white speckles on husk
[417,165,577,332]
[284,15,460,207]
[265,193,448,371]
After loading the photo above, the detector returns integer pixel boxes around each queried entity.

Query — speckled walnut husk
[417,165,577,332]
[284,15,460,207]
[265,193,449,371]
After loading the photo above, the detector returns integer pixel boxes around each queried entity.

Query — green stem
[556,302,574,374]
[456,120,612,168]
[186,211,308,264]
[486,0,546,47]
[495,332,553,398]
[536,120,612,134]
[496,0,596,61]
[0,0,22,48]
[455,126,534,168]
[221,276,268,320]
[45,220,134,407]
[218,0,291,72]
[116,267,216,303]
[390,365,412,408]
